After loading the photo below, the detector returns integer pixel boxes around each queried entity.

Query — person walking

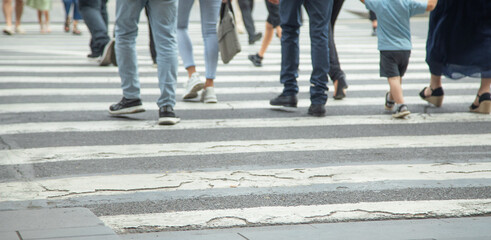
[78,0,114,66]
[26,0,52,34]
[268,0,333,117]
[330,0,348,100]
[362,0,437,118]
[62,0,82,35]
[420,0,491,114]
[238,0,262,45]
[109,0,180,125]
[248,0,281,67]
[2,0,24,35]
[177,0,221,103]
[369,10,377,36]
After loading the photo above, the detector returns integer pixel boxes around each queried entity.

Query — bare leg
[3,0,13,27]
[474,78,491,106]
[372,19,377,29]
[186,66,196,78]
[388,76,404,104]
[205,78,214,88]
[44,10,50,33]
[423,74,443,97]
[37,10,45,33]
[258,22,274,58]
[14,0,22,28]
[275,26,282,39]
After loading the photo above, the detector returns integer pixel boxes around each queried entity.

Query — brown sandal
[72,26,81,35]
[64,17,70,32]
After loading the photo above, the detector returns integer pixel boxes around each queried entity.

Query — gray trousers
[238,0,256,41]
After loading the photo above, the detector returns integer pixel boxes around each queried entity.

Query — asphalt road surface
[0,16,490,236]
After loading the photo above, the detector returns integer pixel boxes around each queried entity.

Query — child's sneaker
[385,92,395,110]
[392,104,410,118]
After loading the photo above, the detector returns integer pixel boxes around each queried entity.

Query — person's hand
[222,0,227,3]
[268,0,279,4]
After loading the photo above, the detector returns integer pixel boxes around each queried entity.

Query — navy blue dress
[426,0,491,79]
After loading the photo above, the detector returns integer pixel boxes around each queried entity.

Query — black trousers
[328,0,345,82]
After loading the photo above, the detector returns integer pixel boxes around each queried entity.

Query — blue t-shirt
[365,0,427,50]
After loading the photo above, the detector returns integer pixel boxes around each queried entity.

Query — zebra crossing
[0,19,490,235]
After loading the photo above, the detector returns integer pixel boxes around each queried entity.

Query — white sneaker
[99,39,115,66]
[3,26,14,35]
[201,87,218,103]
[15,25,25,34]
[183,72,204,100]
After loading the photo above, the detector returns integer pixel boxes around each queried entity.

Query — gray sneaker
[201,87,218,103]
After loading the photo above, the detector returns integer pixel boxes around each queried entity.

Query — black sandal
[470,92,491,114]
[419,86,444,107]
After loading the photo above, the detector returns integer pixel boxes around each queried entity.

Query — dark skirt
[426,0,491,79]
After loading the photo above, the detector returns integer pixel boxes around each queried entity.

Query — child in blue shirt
[361,0,437,118]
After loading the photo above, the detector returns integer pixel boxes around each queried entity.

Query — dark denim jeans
[328,0,346,82]
[279,0,333,105]
[79,0,110,56]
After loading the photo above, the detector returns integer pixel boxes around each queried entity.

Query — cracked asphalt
[1,1,490,234]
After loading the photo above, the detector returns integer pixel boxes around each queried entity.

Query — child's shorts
[380,50,411,78]
[266,1,280,28]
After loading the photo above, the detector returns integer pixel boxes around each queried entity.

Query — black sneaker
[392,104,410,118]
[87,53,100,62]
[270,94,298,109]
[99,39,115,66]
[249,32,262,45]
[109,97,145,115]
[158,106,180,125]
[308,104,326,117]
[248,53,263,67]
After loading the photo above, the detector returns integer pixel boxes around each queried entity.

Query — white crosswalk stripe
[0,19,489,234]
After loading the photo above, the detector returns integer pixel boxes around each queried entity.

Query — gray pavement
[3,207,491,240]
[0,0,491,240]
[120,216,491,240]
[0,208,119,240]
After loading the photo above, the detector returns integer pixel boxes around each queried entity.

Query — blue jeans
[279,0,333,105]
[115,0,178,108]
[79,0,109,56]
[63,0,82,21]
[177,0,220,80]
